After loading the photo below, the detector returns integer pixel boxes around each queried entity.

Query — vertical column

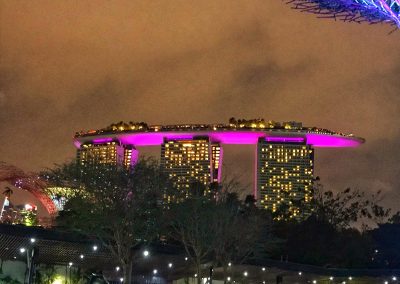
[211,144,223,183]
[123,145,139,168]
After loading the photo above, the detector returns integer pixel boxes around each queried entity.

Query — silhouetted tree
[45,158,171,284]
[166,193,216,284]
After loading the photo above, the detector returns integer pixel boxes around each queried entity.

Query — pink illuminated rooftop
[73,119,365,148]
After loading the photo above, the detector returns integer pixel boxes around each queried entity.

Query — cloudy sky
[1,0,400,213]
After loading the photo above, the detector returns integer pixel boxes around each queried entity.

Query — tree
[2,186,13,200]
[165,179,274,284]
[166,190,216,284]
[311,180,390,229]
[211,193,273,283]
[45,158,172,283]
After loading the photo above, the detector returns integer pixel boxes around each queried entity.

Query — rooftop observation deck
[73,120,365,148]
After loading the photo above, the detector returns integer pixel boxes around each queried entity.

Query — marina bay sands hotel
[74,118,364,217]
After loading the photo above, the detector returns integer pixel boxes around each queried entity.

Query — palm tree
[2,186,13,200]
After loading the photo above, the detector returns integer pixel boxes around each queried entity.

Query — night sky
[1,1,400,215]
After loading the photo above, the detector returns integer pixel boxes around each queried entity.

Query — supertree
[287,0,400,28]
[0,162,58,218]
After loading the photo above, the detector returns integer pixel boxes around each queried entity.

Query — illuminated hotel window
[256,138,314,219]
[160,138,222,200]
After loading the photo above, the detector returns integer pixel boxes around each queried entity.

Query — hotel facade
[73,119,364,217]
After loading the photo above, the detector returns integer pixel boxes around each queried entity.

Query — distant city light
[19,248,26,254]
[262,267,266,271]
[79,254,84,259]
[228,262,232,267]
[93,245,98,251]
[227,277,231,281]
[185,257,188,261]
[116,266,120,271]
[69,262,73,266]
[153,269,158,275]
[243,271,248,277]
[120,278,123,282]
[313,280,317,284]
[143,250,149,257]
[348,276,352,280]
[194,274,197,277]
[392,277,397,281]
[30,238,36,243]
[330,276,334,280]
[168,263,173,268]
[24,204,33,210]
[298,272,302,276]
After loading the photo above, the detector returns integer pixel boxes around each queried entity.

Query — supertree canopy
[287,0,400,28]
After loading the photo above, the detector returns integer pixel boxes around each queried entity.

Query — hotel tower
[256,138,314,218]
[73,119,364,218]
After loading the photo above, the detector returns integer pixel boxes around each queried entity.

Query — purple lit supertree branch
[287,0,400,28]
